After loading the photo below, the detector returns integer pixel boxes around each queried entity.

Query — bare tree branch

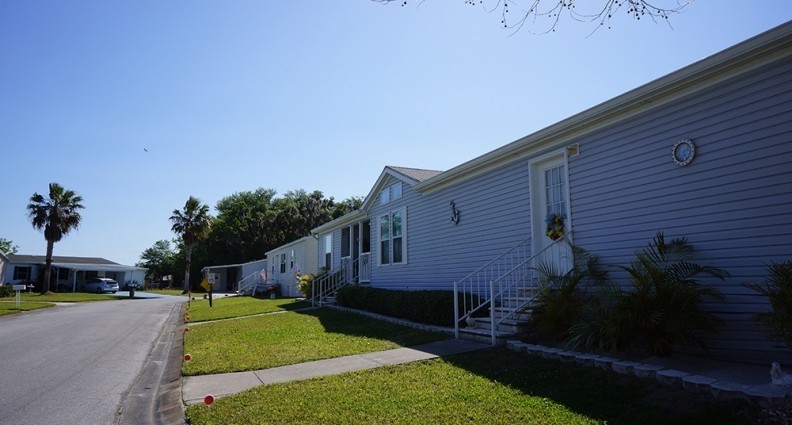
[372,0,694,34]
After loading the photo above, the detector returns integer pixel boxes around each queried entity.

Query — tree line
[139,188,362,292]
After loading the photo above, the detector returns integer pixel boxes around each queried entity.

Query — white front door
[530,153,572,272]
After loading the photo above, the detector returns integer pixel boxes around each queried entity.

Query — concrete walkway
[182,339,488,405]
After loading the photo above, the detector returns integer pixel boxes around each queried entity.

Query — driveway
[0,296,185,425]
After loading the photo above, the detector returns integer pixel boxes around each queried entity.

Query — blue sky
[1,1,790,267]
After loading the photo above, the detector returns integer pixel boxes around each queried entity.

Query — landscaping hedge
[336,286,476,327]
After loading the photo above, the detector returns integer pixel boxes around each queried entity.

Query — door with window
[531,154,572,272]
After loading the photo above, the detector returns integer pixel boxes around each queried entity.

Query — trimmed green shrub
[0,285,13,298]
[336,286,476,327]
[743,261,792,349]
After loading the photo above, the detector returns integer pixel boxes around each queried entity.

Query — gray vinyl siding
[365,56,791,364]
[567,58,792,364]
[369,162,535,291]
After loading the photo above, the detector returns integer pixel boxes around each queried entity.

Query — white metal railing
[236,269,267,295]
[312,253,371,306]
[454,236,572,345]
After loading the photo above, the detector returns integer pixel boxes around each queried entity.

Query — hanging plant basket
[545,213,565,241]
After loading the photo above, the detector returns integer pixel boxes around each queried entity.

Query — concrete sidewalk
[182,339,488,405]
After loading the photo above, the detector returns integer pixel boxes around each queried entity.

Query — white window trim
[378,206,407,266]
[379,182,403,205]
[391,182,402,201]
[529,151,573,253]
[324,234,333,270]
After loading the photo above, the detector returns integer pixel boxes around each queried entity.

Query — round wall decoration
[672,139,695,166]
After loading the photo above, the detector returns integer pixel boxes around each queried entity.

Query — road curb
[118,301,186,425]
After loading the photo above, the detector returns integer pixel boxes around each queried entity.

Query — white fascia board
[51,263,146,272]
[201,258,267,272]
[265,236,314,256]
[310,210,367,236]
[415,21,792,194]
[361,166,420,210]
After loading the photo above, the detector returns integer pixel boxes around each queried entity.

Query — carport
[51,262,147,292]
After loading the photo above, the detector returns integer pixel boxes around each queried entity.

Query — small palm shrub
[743,261,792,349]
[530,244,607,343]
[567,282,629,353]
[569,232,727,356]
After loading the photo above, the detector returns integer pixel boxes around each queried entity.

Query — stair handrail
[453,236,532,335]
[454,235,571,344]
[236,269,269,295]
[312,257,360,306]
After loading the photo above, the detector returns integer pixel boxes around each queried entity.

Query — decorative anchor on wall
[450,201,460,225]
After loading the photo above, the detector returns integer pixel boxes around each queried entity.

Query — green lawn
[182,308,448,376]
[19,292,116,302]
[144,288,186,296]
[185,296,311,322]
[0,301,55,316]
[186,347,759,425]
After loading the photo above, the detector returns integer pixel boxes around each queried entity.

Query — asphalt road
[0,296,185,425]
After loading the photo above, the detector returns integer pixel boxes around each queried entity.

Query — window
[379,215,390,264]
[290,250,295,270]
[362,221,371,253]
[13,266,31,281]
[85,271,98,280]
[57,268,69,280]
[391,182,402,200]
[379,208,406,265]
[324,235,332,270]
[280,253,286,273]
[379,182,403,205]
[545,165,567,218]
[341,227,351,258]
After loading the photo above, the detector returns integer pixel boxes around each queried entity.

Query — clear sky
[1,1,790,267]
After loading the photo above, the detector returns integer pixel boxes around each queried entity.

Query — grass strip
[185,296,311,322]
[182,308,448,375]
[186,347,759,425]
[0,301,55,316]
[143,289,186,296]
[19,292,116,302]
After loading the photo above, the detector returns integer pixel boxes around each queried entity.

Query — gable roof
[8,254,120,265]
[414,20,792,194]
[361,166,443,210]
[387,166,443,183]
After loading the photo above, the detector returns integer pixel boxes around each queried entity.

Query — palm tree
[27,183,84,294]
[170,196,212,294]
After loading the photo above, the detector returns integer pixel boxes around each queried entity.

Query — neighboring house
[201,259,267,293]
[0,251,8,285]
[311,210,370,284]
[309,22,792,365]
[310,167,442,294]
[4,254,146,291]
[265,236,318,297]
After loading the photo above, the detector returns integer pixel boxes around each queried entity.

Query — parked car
[82,278,119,294]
